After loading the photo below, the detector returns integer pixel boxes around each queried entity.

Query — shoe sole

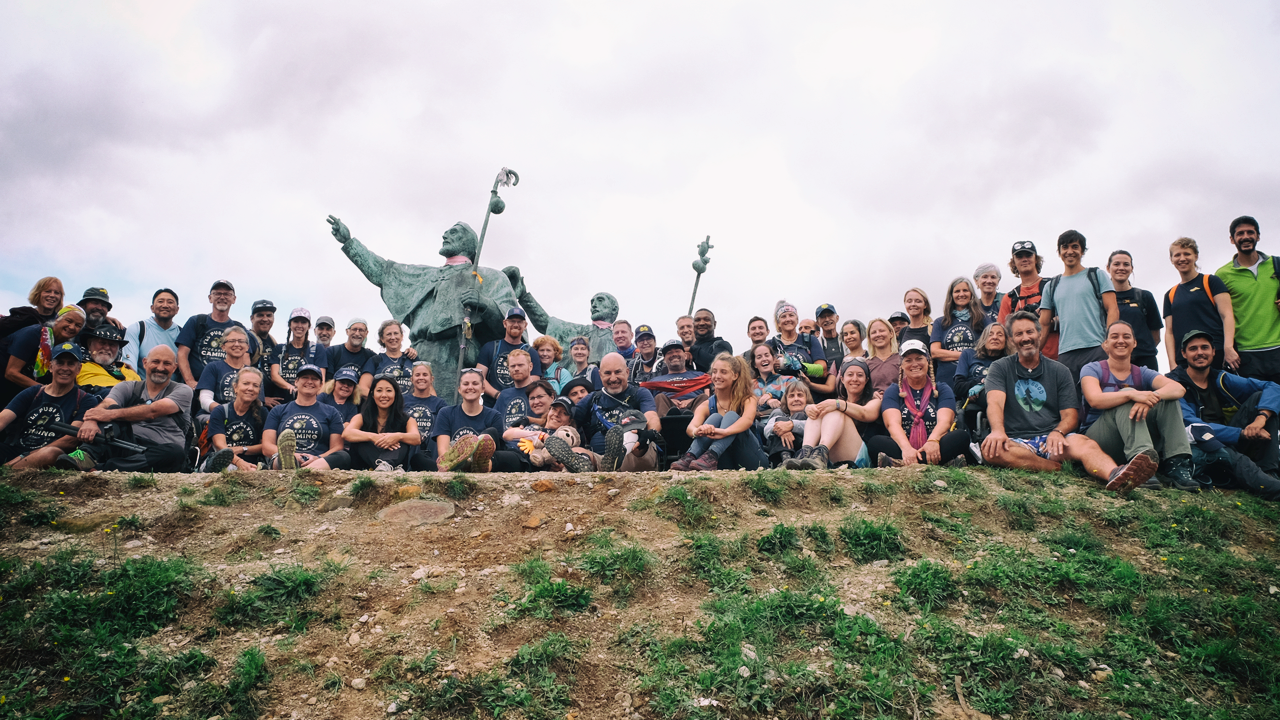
[1105,453,1158,496]
[600,426,626,472]
[204,448,235,473]
[441,435,480,471]
[278,429,298,470]
[546,437,592,473]
[470,435,496,474]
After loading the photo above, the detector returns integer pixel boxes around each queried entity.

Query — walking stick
[688,236,713,316]
[458,168,519,375]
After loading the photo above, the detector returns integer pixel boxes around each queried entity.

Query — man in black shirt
[689,308,732,372]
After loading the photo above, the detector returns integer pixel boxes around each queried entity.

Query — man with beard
[314,316,336,348]
[563,353,661,472]
[58,345,193,473]
[77,325,141,398]
[0,342,99,470]
[493,349,539,433]
[508,277,622,365]
[248,299,279,388]
[1168,329,1280,500]
[1216,216,1280,383]
[327,318,375,379]
[476,308,541,404]
[644,339,710,416]
[71,287,124,348]
[981,311,1157,496]
[123,288,181,370]
[176,281,258,390]
[690,308,733,373]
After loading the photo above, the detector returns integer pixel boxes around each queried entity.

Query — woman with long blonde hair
[670,353,766,471]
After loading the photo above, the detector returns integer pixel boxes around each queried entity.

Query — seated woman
[432,368,501,473]
[769,301,827,383]
[865,318,902,394]
[533,336,573,394]
[750,343,789,421]
[204,366,267,472]
[500,380,560,472]
[1081,320,1195,490]
[196,325,256,420]
[359,320,414,396]
[869,340,969,468]
[785,358,882,470]
[319,367,363,424]
[403,361,447,470]
[952,322,1009,438]
[262,364,350,471]
[269,308,326,400]
[929,278,985,388]
[670,353,766,472]
[343,375,420,471]
[762,379,811,467]
[566,336,601,390]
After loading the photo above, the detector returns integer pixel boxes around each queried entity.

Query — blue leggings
[689,412,742,457]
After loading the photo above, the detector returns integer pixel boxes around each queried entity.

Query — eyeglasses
[222,339,247,345]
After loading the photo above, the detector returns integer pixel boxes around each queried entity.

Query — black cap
[551,397,575,415]
[661,338,685,354]
[85,324,126,344]
[635,324,655,340]
[888,311,909,323]
[210,280,235,292]
[51,342,84,362]
[559,376,594,397]
[815,303,837,317]
[78,287,112,310]
[1011,241,1037,256]
[315,315,335,328]
[251,299,276,314]
[1181,329,1214,350]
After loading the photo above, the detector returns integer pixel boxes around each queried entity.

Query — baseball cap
[296,364,323,379]
[560,376,594,397]
[1181,329,1214,349]
[51,342,85,362]
[334,367,360,384]
[251,299,276,314]
[316,316,335,328]
[661,338,685,354]
[78,287,112,310]
[635,324,655,340]
[505,307,527,320]
[900,339,930,357]
[1010,241,1037,256]
[551,396,575,415]
[289,307,311,322]
[1187,423,1224,453]
[888,311,909,323]
[346,317,368,329]
[815,303,837,317]
[210,280,236,292]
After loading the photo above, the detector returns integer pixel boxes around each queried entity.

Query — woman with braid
[869,339,969,467]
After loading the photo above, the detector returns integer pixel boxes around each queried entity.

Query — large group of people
[3,216,1280,500]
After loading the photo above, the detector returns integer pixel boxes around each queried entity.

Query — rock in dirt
[348,632,361,646]
[394,485,423,501]
[124,540,144,549]
[152,695,172,704]
[57,512,117,534]
[871,559,889,568]
[351,677,366,690]
[522,514,545,529]
[376,500,455,526]
[616,692,632,708]
[530,479,556,492]
[319,496,354,512]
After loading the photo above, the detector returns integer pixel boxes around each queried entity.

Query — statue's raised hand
[502,266,526,298]
[327,215,351,244]
[460,286,481,314]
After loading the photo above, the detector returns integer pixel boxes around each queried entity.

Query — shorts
[1009,433,1074,460]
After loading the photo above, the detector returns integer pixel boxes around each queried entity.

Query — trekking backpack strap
[1087,267,1107,324]
[136,320,146,346]
[1203,274,1212,297]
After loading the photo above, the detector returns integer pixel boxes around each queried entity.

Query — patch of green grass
[893,559,958,610]
[660,485,714,528]
[322,669,344,693]
[820,483,846,506]
[257,524,283,540]
[116,514,144,530]
[921,510,971,540]
[996,493,1036,531]
[20,503,63,526]
[1138,500,1242,550]
[127,473,157,489]
[198,480,250,507]
[350,475,376,497]
[859,480,898,501]
[516,580,593,619]
[177,485,196,496]
[577,542,654,601]
[804,523,835,555]
[684,533,751,594]
[214,564,331,630]
[838,516,906,563]
[511,558,553,586]
[757,523,801,555]
[444,473,476,499]
[744,468,791,504]
[288,481,320,506]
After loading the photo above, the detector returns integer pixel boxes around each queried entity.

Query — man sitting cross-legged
[643,339,711,417]
[0,342,99,470]
[980,311,1157,495]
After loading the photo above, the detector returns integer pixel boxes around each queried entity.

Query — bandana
[443,255,472,266]
[952,309,972,322]
[592,320,612,330]
[902,382,933,450]
[36,305,85,379]
[775,304,798,321]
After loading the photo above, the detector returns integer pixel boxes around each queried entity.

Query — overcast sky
[4,2,1279,371]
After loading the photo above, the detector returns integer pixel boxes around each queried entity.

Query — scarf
[902,382,933,449]
[592,320,612,330]
[443,255,472,266]
[952,309,971,323]
[34,326,54,379]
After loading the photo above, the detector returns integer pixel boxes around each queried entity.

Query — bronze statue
[504,269,619,364]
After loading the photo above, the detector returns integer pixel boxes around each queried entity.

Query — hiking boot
[440,435,480,471]
[203,448,235,473]
[1139,477,1164,490]
[546,436,592,473]
[799,445,829,470]
[669,452,698,472]
[775,451,793,468]
[689,451,720,472]
[55,448,96,472]
[277,429,298,470]
[599,425,627,472]
[877,452,904,469]
[1161,455,1202,493]
[470,435,497,473]
[946,455,968,469]
[782,446,812,470]
[1105,451,1158,497]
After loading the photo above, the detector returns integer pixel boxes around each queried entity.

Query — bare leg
[821,413,863,464]
[9,446,62,470]
[1057,434,1118,481]
[800,416,822,447]
[983,440,1061,472]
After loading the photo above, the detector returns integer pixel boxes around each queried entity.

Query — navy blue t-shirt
[196,360,263,406]
[573,385,657,453]
[2,385,99,450]
[404,394,448,456]
[929,316,981,388]
[361,353,413,395]
[1162,273,1227,353]
[881,381,957,440]
[175,315,258,381]
[952,349,998,394]
[477,339,543,393]
[495,386,532,430]
[270,341,325,392]
[265,400,344,456]
[6,325,45,383]
[327,344,375,378]
[431,404,503,446]
[1114,288,1162,360]
[208,402,265,451]
[318,392,361,424]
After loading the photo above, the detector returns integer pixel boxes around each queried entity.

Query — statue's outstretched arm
[505,266,551,334]
[328,215,386,287]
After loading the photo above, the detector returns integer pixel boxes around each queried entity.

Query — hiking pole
[458,168,520,377]
[47,421,146,454]
[688,236,713,316]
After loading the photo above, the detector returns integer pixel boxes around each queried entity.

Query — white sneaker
[374,459,394,472]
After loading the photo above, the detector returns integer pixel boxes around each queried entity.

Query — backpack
[1045,267,1107,325]
[1004,278,1050,316]
[1166,274,1214,306]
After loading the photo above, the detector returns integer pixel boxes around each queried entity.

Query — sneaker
[669,452,698,472]
[798,445,828,470]
[1105,451,1158,497]
[689,451,719,472]
[374,459,395,473]
[599,425,627,472]
[546,436,593,473]
[470,435,497,473]
[946,455,968,469]
[277,429,298,470]
[782,446,812,470]
[55,448,96,472]
[877,452,903,469]
[440,435,480,471]
[203,448,235,473]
